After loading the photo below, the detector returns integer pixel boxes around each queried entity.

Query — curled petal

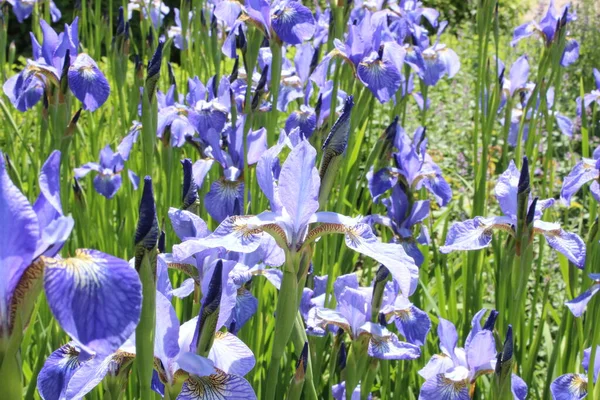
[43,249,142,355]
[565,284,600,317]
[306,307,350,337]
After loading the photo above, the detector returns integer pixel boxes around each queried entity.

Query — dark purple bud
[337,341,347,371]
[236,25,246,50]
[383,116,399,146]
[377,45,384,61]
[309,45,320,75]
[135,177,159,250]
[60,49,70,94]
[517,157,530,195]
[181,158,198,210]
[526,197,538,226]
[167,62,176,86]
[378,312,387,326]
[116,7,125,36]
[158,229,166,253]
[322,95,354,154]
[482,310,499,331]
[315,94,323,121]
[375,264,390,284]
[495,325,513,376]
[296,342,309,376]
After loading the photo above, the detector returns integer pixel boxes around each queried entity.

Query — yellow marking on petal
[45,250,104,290]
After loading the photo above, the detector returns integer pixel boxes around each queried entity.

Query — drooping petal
[440,216,514,253]
[533,222,586,268]
[418,372,469,400]
[205,179,244,224]
[37,343,88,400]
[177,370,256,400]
[418,354,455,381]
[209,331,255,376]
[561,159,599,205]
[360,322,421,360]
[343,222,419,296]
[393,304,431,346]
[43,249,142,356]
[565,284,600,317]
[68,54,111,112]
[168,208,210,241]
[550,374,587,400]
[560,39,580,67]
[93,172,122,199]
[271,1,316,45]
[357,51,403,104]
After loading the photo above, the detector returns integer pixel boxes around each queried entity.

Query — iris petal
[565,284,600,317]
[209,331,256,376]
[550,374,587,400]
[177,370,256,400]
[271,1,316,45]
[68,54,111,112]
[205,179,244,224]
[43,249,142,355]
[440,216,514,253]
[561,158,599,205]
[419,373,469,400]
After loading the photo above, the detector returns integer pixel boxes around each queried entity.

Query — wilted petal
[209,331,255,376]
[68,54,111,112]
[440,216,514,253]
[550,374,587,400]
[177,370,256,400]
[566,284,600,317]
[43,249,142,355]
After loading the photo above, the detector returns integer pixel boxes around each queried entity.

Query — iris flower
[306,273,421,360]
[551,346,600,399]
[174,138,419,296]
[418,310,527,400]
[577,68,600,116]
[368,123,452,207]
[380,281,431,346]
[2,151,142,390]
[6,0,61,23]
[75,127,140,199]
[441,160,586,268]
[511,0,579,67]
[3,18,110,112]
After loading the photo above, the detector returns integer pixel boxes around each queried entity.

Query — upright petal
[437,317,459,362]
[495,160,520,219]
[43,249,142,355]
[278,140,320,242]
[466,330,496,377]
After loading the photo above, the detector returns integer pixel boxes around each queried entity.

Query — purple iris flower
[307,273,421,360]
[214,0,243,28]
[168,8,193,50]
[74,128,140,199]
[300,275,328,321]
[561,147,600,206]
[565,274,600,317]
[312,13,407,104]
[402,21,460,87]
[0,150,74,340]
[7,0,61,23]
[174,138,419,296]
[157,86,198,148]
[511,0,579,67]
[369,124,452,207]
[332,381,370,400]
[551,345,600,399]
[127,0,170,29]
[441,160,586,268]
[418,309,502,399]
[244,0,316,45]
[3,18,111,112]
